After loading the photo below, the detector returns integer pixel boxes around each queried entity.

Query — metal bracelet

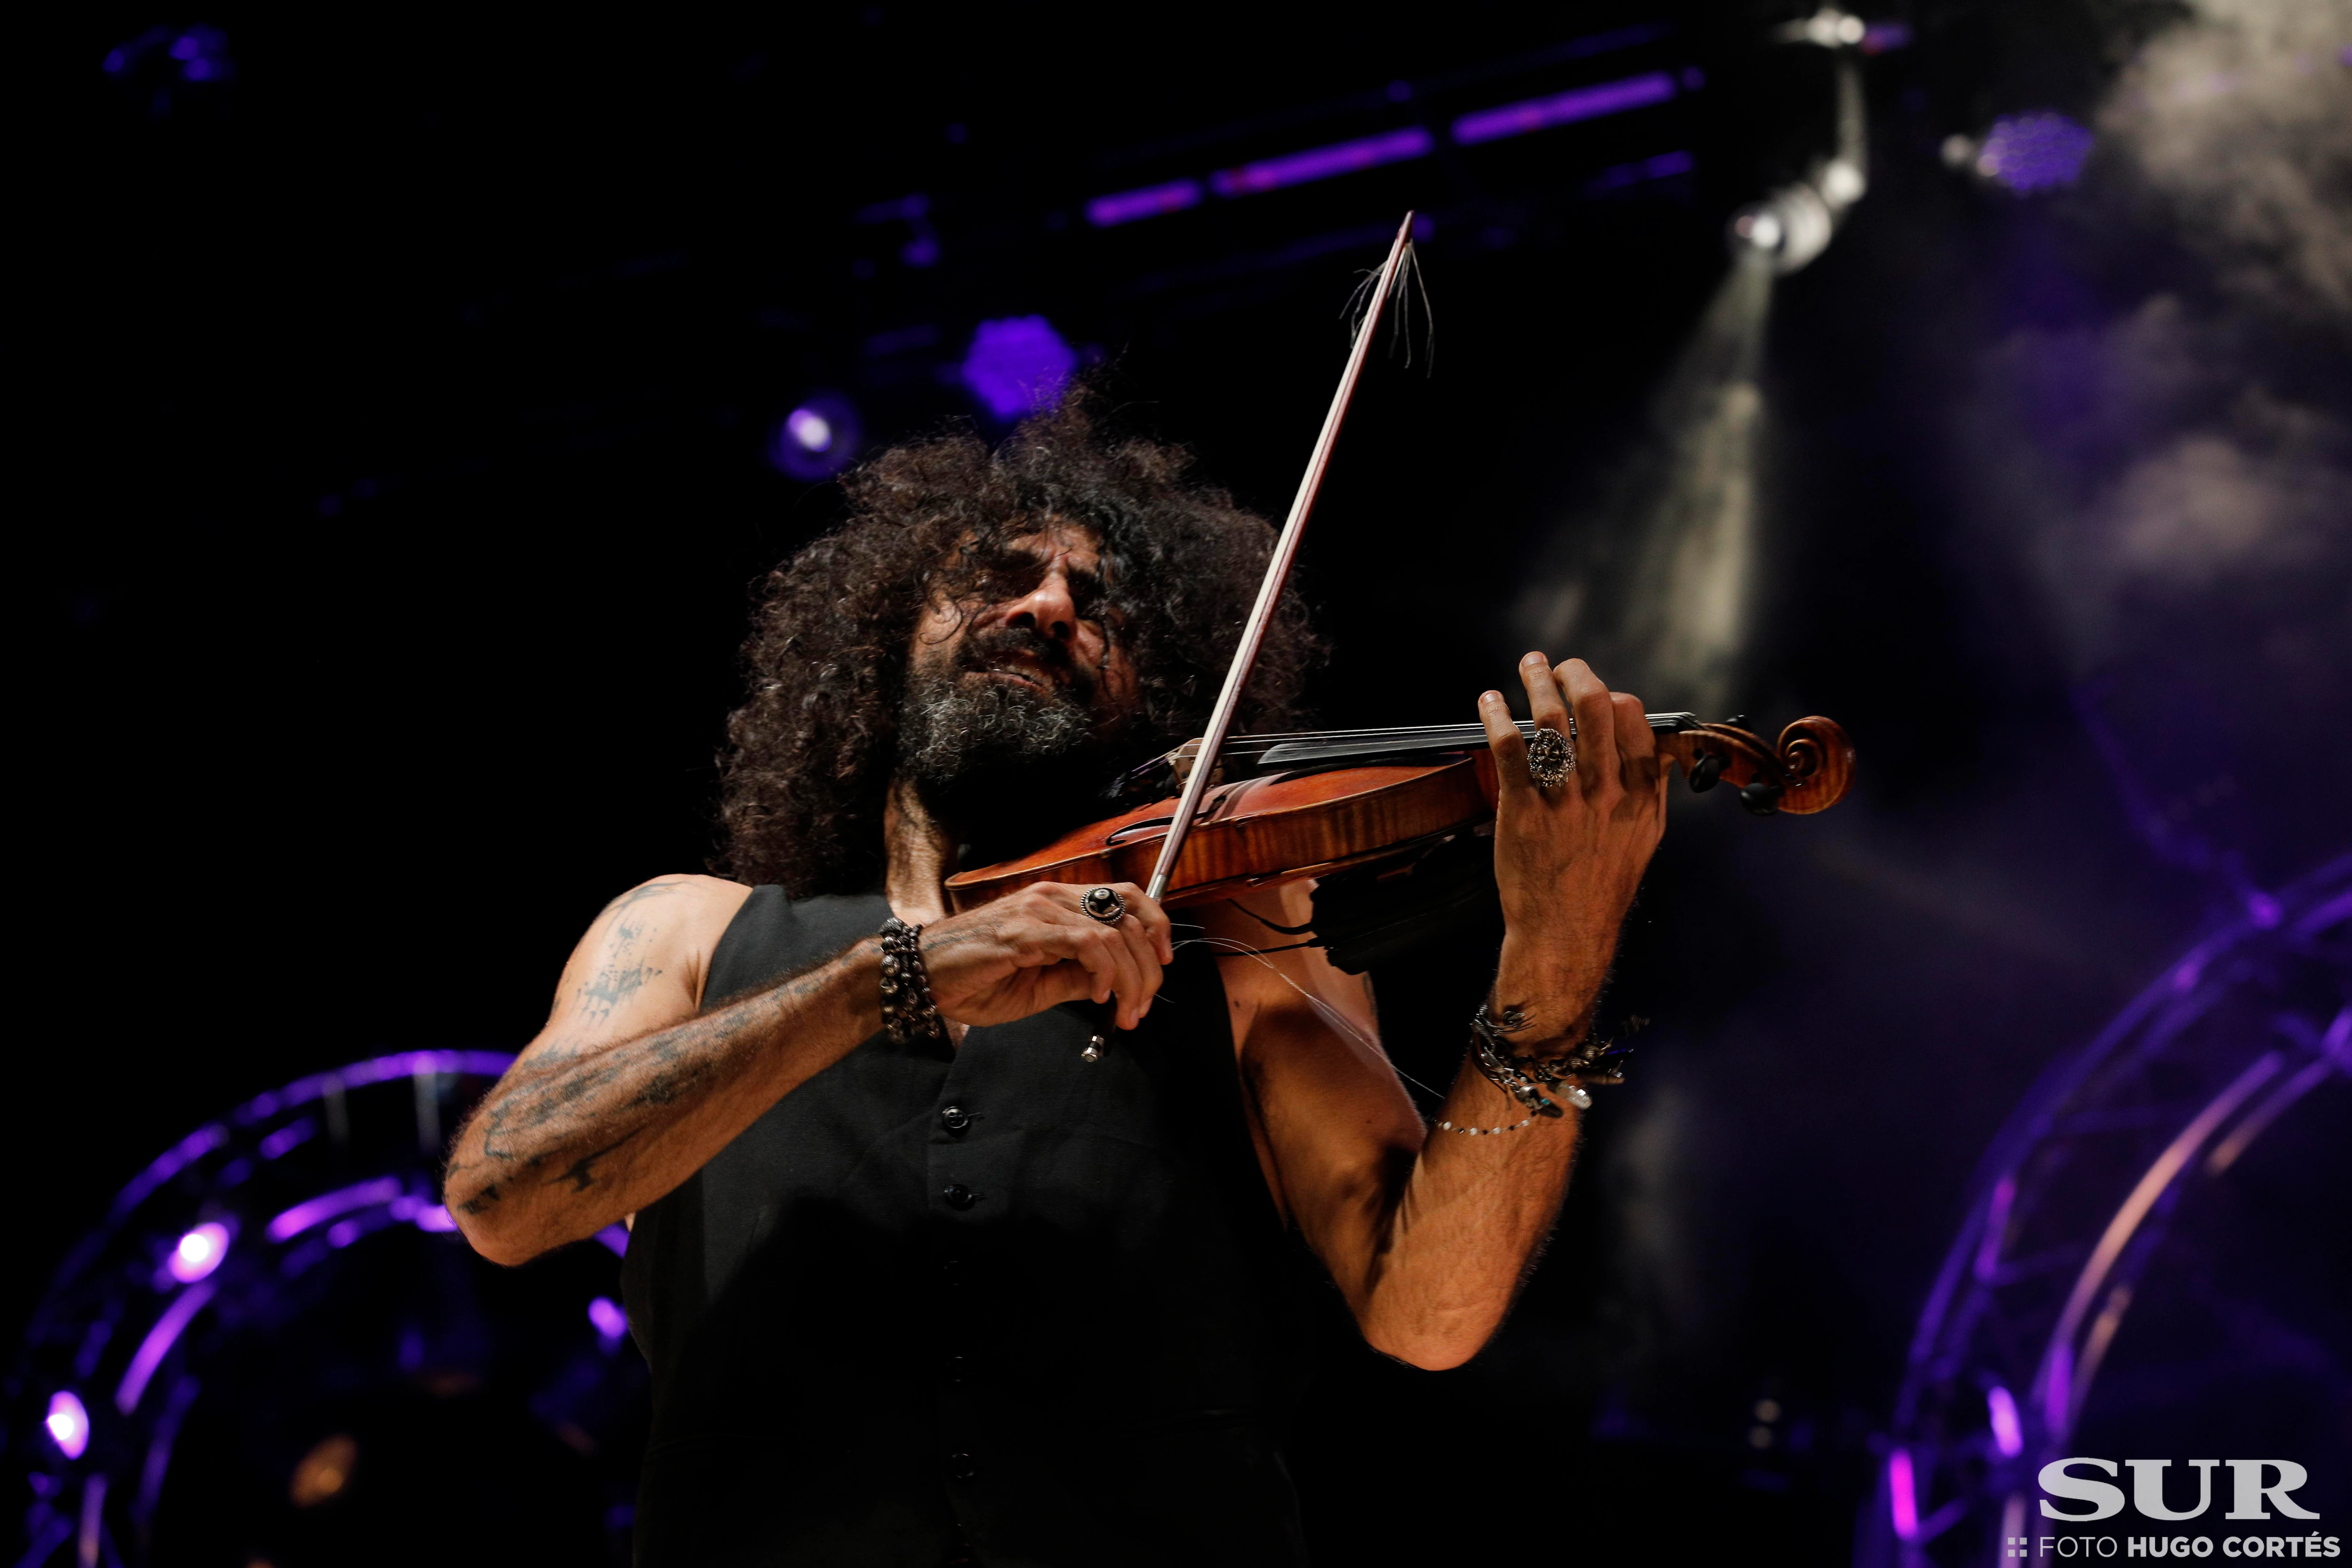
[1471,1003,1632,1087]
[878,916,946,1048]
[1470,1031,1581,1116]
[1439,1004,1618,1135]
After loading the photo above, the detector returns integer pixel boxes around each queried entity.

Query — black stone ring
[1080,886,1128,925]
[1525,724,1577,790]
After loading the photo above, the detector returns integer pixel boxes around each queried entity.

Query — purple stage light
[1588,149,1696,193]
[1985,1384,2023,1457]
[596,1224,629,1256]
[588,1296,628,1353]
[257,1119,315,1160]
[116,1283,215,1414]
[45,1392,91,1460]
[1085,178,1203,229]
[1975,111,2094,193]
[770,393,862,482]
[167,1222,229,1284]
[1210,127,1433,198]
[414,1204,459,1233]
[265,1176,404,1243]
[1451,71,1677,147]
[1887,1447,1920,1540]
[960,317,1077,422]
[1862,21,1914,52]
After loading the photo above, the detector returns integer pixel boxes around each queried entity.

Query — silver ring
[1525,725,1576,790]
[1080,886,1128,925]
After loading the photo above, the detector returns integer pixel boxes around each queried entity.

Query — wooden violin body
[945,715,1854,913]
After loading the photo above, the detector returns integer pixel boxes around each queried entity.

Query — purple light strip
[115,1282,215,1414]
[1087,178,1202,228]
[2032,1051,2284,1436]
[1888,1448,1919,1540]
[1211,127,1433,198]
[1081,57,1692,228]
[230,1051,513,1131]
[108,1125,226,1223]
[266,1176,404,1243]
[1986,1384,2024,1457]
[1451,71,1677,145]
[1971,1174,2016,1282]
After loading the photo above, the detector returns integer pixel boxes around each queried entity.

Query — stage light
[267,1177,404,1243]
[769,393,862,482]
[1087,178,1203,228]
[1817,157,1866,207]
[587,1297,628,1353]
[1729,182,1835,273]
[1775,8,1867,48]
[1986,1383,2024,1457]
[167,1222,229,1284]
[1888,1447,1921,1541]
[1211,127,1432,197]
[961,317,1077,423]
[788,409,832,452]
[1972,111,2094,192]
[44,1391,89,1460]
[1450,72,1678,147]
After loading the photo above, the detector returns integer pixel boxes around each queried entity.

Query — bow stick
[1142,211,1418,903]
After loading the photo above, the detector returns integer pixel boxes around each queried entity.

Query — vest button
[940,1104,972,1132]
[942,1183,977,1210]
[947,1451,978,1482]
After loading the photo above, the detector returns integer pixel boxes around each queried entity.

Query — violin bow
[1142,212,1419,903]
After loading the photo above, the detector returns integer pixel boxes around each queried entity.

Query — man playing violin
[445,395,1669,1567]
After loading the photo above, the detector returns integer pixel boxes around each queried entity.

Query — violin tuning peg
[1738,781,1784,816]
[1724,714,1751,732]
[1687,752,1725,793]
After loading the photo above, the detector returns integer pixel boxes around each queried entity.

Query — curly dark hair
[717,390,1322,897]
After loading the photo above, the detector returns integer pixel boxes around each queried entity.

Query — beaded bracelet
[1436,1008,1617,1137]
[878,916,946,1047]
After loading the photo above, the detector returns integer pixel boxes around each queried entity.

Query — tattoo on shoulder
[599,878,690,917]
[578,883,691,1022]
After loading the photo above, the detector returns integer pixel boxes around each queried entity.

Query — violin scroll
[1657,716,1854,816]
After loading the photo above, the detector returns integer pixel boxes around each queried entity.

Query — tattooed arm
[446,875,1176,1266]
[445,874,807,1265]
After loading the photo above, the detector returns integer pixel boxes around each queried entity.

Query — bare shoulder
[593,873,754,940]
[545,875,755,1039]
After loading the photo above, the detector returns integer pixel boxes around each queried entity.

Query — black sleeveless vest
[620,889,1317,1567]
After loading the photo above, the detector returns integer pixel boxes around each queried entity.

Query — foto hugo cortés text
[2013,1458,2336,1560]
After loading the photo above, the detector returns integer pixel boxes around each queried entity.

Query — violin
[949,213,1854,967]
[946,713,1855,919]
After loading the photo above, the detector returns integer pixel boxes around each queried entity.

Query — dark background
[16,3,2350,1563]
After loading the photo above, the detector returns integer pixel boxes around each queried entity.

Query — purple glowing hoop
[1858,854,2351,1566]
[0,1048,664,1568]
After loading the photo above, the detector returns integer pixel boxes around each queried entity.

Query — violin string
[1214,715,1693,748]
[1171,934,1459,1108]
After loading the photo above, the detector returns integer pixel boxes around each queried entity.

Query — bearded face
[896,525,1138,856]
